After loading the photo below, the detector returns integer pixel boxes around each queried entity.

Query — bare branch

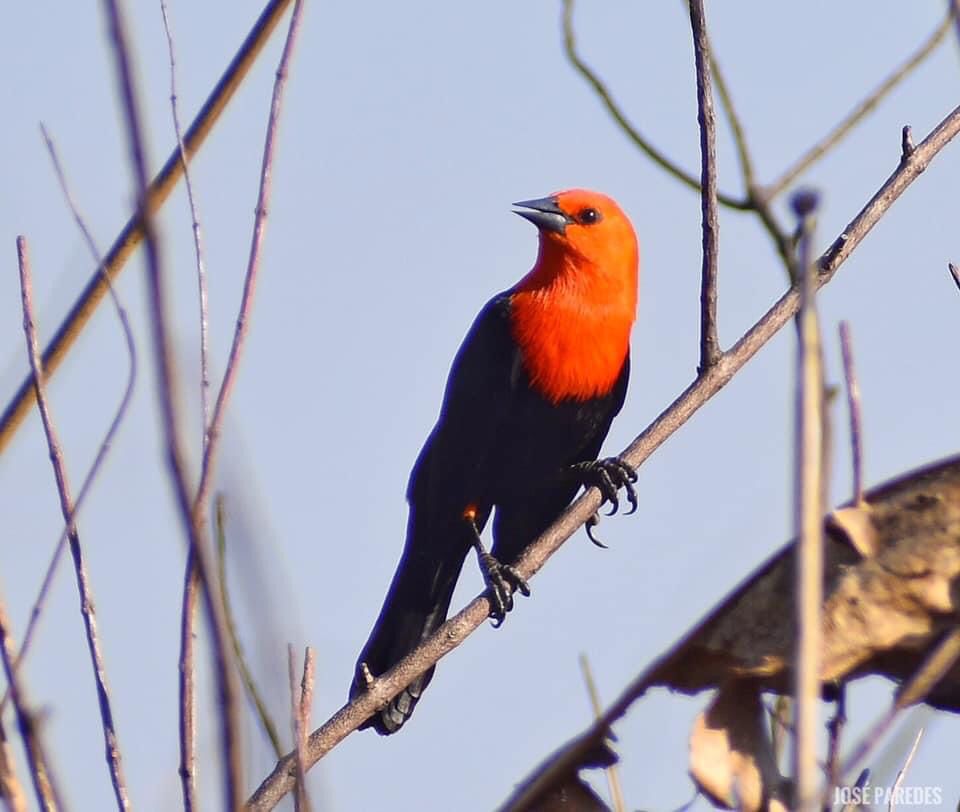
[689,0,721,371]
[0,0,297,455]
[98,0,243,805]
[838,322,865,504]
[0,585,59,810]
[766,10,953,197]
[889,728,923,811]
[17,236,131,810]
[196,0,306,512]
[177,550,200,812]
[2,129,138,726]
[216,496,283,757]
[579,655,624,812]
[246,105,960,812]
[562,0,748,210]
[288,646,315,812]
[949,261,960,292]
[160,0,211,451]
[790,189,825,812]
[0,717,28,812]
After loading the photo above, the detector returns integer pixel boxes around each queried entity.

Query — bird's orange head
[510,189,639,403]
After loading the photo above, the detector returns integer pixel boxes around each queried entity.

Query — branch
[1,128,138,724]
[688,0,721,371]
[17,236,131,810]
[160,0,211,451]
[765,9,953,198]
[0,0,297,456]
[838,322,864,504]
[561,0,748,210]
[98,1,244,806]
[246,103,960,812]
[790,190,824,811]
[0,598,59,811]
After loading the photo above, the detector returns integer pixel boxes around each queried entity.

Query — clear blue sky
[2,2,959,809]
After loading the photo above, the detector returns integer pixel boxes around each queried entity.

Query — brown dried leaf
[689,682,788,811]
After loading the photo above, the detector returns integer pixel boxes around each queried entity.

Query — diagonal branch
[17,236,131,810]
[246,101,960,812]
[0,0,296,457]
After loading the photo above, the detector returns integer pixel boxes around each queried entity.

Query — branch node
[901,124,915,161]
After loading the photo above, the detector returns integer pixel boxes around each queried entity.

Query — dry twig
[0,0,296,455]
[838,322,865,504]
[288,646,315,812]
[16,236,131,810]
[688,0,721,371]
[98,0,244,805]
[579,655,625,812]
[790,190,825,811]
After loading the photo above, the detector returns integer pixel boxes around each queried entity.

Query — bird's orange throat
[510,248,637,404]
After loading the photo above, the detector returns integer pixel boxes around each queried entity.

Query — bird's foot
[477,549,530,627]
[570,457,638,547]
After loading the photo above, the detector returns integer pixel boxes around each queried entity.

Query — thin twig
[288,646,315,812]
[160,0,211,451]
[1,128,138,717]
[888,728,923,812]
[17,236,131,810]
[0,0,296,456]
[0,717,27,812]
[791,189,825,812]
[838,627,960,782]
[246,104,960,812]
[707,49,755,192]
[561,0,748,210]
[949,261,960,292]
[98,1,244,806]
[217,496,284,757]
[838,323,865,504]
[578,655,625,812]
[196,0,306,513]
[177,548,200,812]
[824,686,847,803]
[689,0,721,371]
[766,10,953,198]
[0,600,59,811]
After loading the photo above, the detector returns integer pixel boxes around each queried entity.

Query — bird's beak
[512,196,572,235]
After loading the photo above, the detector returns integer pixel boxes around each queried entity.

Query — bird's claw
[478,551,530,627]
[571,457,638,545]
[585,513,608,548]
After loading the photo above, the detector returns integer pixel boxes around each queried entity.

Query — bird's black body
[351,292,629,734]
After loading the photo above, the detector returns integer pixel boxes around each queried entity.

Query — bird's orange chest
[509,288,632,404]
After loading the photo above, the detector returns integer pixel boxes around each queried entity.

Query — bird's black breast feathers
[409,293,629,515]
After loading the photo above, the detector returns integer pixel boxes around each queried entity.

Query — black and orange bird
[351,189,640,734]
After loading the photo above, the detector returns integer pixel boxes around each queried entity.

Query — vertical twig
[216,496,283,757]
[578,655,625,812]
[17,236,130,810]
[160,0,211,450]
[790,189,824,812]
[688,0,721,372]
[824,685,847,802]
[0,600,59,811]
[288,646,315,812]
[888,728,923,812]
[838,322,865,504]
[98,1,244,806]
[1,129,140,720]
[195,0,306,511]
[0,717,27,812]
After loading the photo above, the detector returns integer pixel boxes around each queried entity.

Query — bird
[350,189,640,735]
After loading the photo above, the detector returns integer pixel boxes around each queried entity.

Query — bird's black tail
[350,514,471,735]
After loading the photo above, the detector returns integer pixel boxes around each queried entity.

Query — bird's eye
[577,207,601,225]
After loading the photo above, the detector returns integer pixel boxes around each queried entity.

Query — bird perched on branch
[351,189,640,734]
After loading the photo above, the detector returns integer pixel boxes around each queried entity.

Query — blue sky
[1,1,959,809]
